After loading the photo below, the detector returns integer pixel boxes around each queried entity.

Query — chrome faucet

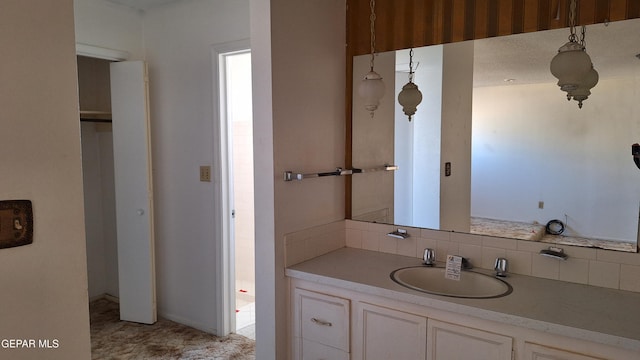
[460,257,473,270]
[494,257,508,277]
[422,248,436,266]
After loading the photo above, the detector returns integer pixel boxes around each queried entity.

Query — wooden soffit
[347,0,640,56]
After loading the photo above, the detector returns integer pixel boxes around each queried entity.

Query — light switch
[200,166,211,182]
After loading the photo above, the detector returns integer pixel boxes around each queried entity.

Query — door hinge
[232,210,236,218]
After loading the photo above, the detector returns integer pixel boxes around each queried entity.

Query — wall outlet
[200,166,211,182]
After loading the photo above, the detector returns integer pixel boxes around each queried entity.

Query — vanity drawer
[294,338,349,360]
[295,288,350,352]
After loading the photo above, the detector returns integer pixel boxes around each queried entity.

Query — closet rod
[284,164,398,181]
[80,118,112,123]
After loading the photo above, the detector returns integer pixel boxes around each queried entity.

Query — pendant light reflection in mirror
[358,0,385,117]
[397,48,423,121]
[549,0,599,108]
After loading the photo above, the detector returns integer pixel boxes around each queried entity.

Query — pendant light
[358,0,385,117]
[550,0,598,108]
[397,49,423,121]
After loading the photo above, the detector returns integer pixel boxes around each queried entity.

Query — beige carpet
[90,299,255,359]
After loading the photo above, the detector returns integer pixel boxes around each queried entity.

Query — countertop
[285,247,640,352]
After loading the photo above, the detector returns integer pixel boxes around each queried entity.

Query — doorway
[78,55,119,305]
[78,52,157,325]
[217,45,255,339]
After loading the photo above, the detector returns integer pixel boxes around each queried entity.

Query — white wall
[74,0,144,59]
[74,0,144,306]
[0,1,91,358]
[81,123,119,299]
[142,0,250,333]
[75,0,252,336]
[251,0,346,358]
[472,75,640,242]
[393,43,473,232]
[408,46,444,229]
[439,41,473,232]
[76,2,345,358]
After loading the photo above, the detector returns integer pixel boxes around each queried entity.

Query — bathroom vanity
[286,248,640,360]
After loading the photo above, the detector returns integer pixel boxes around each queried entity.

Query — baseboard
[159,311,218,336]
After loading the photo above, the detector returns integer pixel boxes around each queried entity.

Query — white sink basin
[390,266,512,299]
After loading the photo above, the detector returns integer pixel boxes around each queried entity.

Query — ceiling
[396,18,640,88]
[104,1,640,88]
[474,17,640,87]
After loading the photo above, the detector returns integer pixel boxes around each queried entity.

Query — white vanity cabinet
[353,302,427,360]
[287,248,640,360]
[292,287,350,360]
[427,319,513,360]
[291,281,515,360]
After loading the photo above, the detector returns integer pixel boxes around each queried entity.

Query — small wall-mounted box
[0,200,33,249]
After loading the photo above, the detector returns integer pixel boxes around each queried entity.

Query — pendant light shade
[397,48,423,121]
[398,82,422,121]
[359,70,386,114]
[569,66,599,108]
[550,41,592,93]
[549,0,598,108]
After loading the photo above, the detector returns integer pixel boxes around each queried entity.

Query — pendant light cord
[568,0,577,42]
[369,0,377,71]
[408,48,415,82]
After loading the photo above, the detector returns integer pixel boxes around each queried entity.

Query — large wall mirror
[351,18,640,253]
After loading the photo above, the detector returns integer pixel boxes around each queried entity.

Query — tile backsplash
[284,220,345,267]
[284,219,640,293]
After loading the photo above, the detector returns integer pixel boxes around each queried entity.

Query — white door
[110,61,156,324]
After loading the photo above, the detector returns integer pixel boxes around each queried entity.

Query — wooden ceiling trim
[475,0,490,38]
[523,0,539,32]
[346,0,640,57]
[453,0,465,42]
[627,0,640,18]
[463,0,476,41]
[512,0,525,34]
[594,0,610,23]
[497,0,514,36]
[579,0,597,24]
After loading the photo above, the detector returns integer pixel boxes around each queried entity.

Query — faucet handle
[423,248,436,266]
[494,257,508,277]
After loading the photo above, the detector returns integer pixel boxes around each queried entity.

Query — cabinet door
[354,302,427,360]
[523,343,606,360]
[427,319,512,360]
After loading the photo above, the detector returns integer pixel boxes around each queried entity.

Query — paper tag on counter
[445,255,462,281]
